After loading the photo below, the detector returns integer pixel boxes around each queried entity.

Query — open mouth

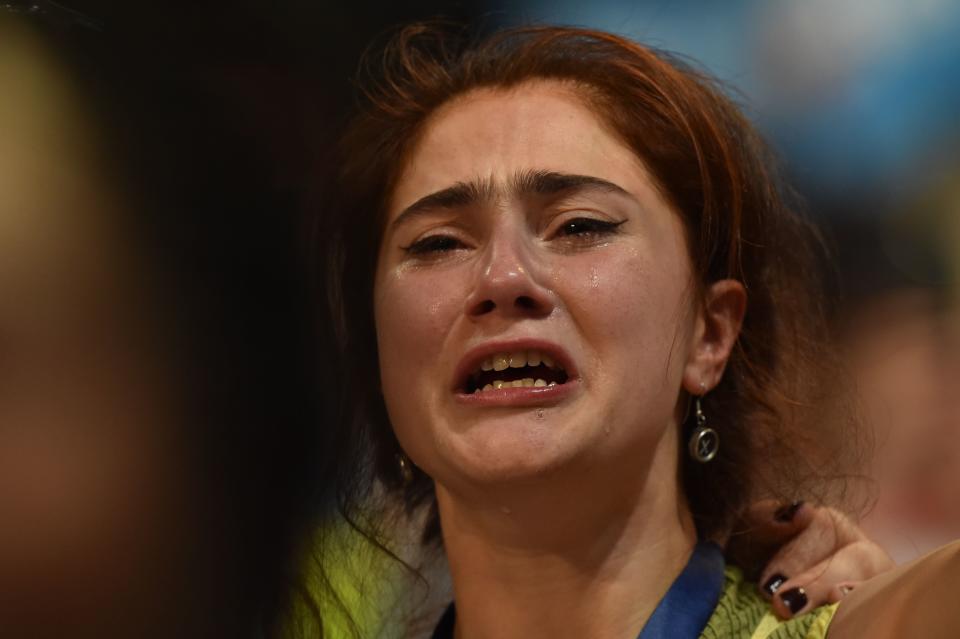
[463,349,569,394]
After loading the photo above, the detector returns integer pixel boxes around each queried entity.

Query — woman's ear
[682,279,746,393]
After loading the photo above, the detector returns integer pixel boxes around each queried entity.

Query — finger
[769,542,892,619]
[757,506,858,594]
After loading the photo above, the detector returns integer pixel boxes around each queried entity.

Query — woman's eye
[403,234,466,256]
[553,217,625,240]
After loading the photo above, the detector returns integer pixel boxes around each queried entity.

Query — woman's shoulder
[701,566,837,639]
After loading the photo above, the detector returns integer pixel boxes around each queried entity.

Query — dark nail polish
[774,501,804,523]
[779,587,808,616]
[763,573,788,596]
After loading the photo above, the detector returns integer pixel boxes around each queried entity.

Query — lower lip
[454,379,579,407]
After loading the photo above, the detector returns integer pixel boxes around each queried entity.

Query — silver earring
[688,396,719,463]
[396,452,414,485]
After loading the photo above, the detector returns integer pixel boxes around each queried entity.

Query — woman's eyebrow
[391,181,488,230]
[390,170,631,230]
[514,170,630,198]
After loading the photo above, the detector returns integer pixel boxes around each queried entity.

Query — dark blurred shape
[0,4,335,637]
[0,0,103,30]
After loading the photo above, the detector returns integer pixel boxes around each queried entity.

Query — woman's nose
[464,234,555,320]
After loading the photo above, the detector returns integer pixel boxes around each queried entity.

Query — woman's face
[374,81,713,495]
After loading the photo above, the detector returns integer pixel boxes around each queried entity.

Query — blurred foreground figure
[0,7,324,637]
[0,17,198,636]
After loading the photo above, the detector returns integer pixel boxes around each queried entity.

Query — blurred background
[1,1,958,636]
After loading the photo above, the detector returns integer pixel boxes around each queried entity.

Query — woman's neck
[436,440,698,639]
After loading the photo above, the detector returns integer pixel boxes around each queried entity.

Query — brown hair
[323,23,861,544]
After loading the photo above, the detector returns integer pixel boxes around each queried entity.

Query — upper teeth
[480,349,558,372]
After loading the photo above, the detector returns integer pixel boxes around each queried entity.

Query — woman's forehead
[387,81,653,222]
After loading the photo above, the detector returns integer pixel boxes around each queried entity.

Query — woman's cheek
[554,247,690,378]
[553,249,655,331]
[375,268,465,391]
[377,267,465,337]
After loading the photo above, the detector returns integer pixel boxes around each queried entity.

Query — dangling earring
[688,395,719,463]
[396,452,414,486]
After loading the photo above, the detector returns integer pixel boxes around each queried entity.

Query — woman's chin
[435,423,585,486]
